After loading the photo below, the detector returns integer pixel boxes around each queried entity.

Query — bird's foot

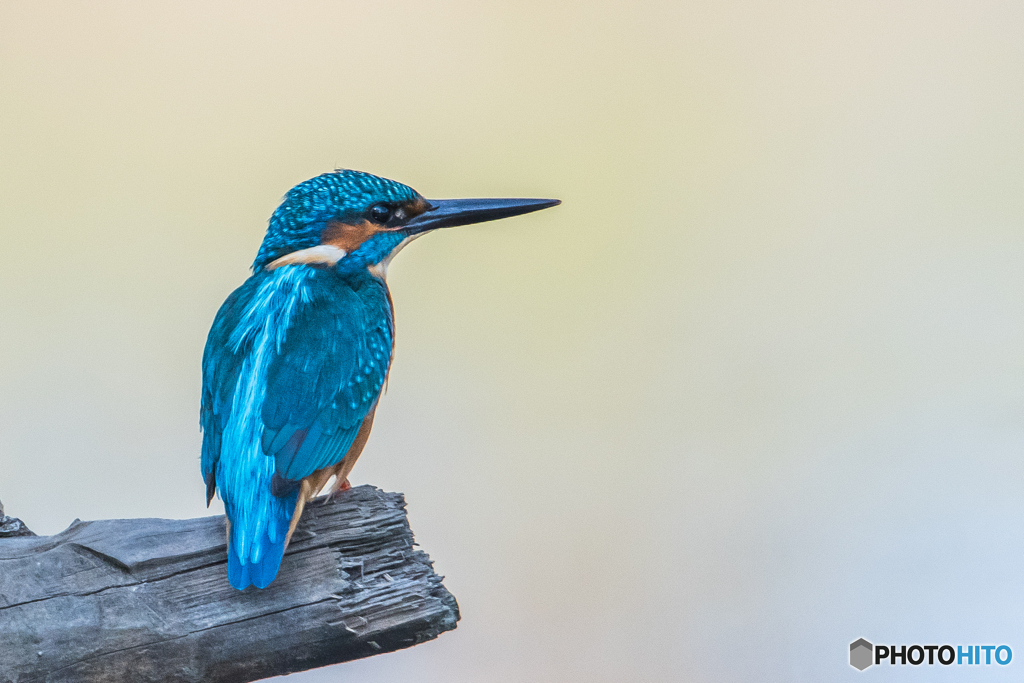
[320,477,351,504]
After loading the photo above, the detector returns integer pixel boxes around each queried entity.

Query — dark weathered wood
[0,486,459,683]
[0,499,35,538]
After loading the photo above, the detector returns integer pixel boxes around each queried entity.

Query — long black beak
[403,197,560,234]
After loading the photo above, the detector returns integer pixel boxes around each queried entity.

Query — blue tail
[226,491,297,590]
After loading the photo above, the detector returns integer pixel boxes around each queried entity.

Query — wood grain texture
[0,486,459,683]
[0,499,35,538]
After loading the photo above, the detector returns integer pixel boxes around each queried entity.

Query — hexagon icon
[850,639,873,670]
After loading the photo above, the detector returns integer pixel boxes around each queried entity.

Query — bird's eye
[369,204,393,224]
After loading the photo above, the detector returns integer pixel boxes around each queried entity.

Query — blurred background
[3,1,1024,681]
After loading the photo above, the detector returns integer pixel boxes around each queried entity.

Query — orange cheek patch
[321,199,428,251]
[321,219,390,252]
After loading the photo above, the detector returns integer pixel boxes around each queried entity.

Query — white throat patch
[369,233,423,279]
[266,244,348,271]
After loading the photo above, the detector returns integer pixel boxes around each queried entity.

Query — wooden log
[0,486,459,683]
[0,499,35,538]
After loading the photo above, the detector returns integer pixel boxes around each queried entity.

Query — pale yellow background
[3,2,1024,681]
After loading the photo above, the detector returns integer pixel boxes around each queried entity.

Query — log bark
[0,499,35,538]
[0,486,459,683]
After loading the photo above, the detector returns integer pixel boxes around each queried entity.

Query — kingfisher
[200,169,558,590]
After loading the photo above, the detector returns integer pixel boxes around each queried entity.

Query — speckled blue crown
[253,170,422,270]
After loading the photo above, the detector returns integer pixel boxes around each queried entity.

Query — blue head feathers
[253,170,423,270]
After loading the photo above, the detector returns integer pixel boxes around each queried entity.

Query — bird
[200,169,559,590]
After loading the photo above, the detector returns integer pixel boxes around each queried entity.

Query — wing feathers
[201,268,393,499]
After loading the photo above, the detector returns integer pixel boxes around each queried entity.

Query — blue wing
[200,281,254,503]
[260,271,393,485]
[201,268,393,500]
